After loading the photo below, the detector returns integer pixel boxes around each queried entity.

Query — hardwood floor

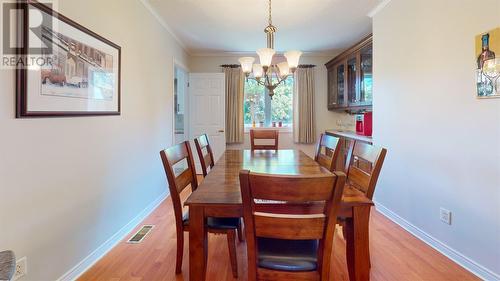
[79,185,479,281]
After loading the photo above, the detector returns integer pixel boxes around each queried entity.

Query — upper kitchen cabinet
[326,35,372,112]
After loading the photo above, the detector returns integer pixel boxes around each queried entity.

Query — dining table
[184,149,374,281]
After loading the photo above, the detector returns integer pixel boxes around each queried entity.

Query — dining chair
[339,140,387,270]
[250,129,279,151]
[344,141,387,200]
[239,170,346,281]
[194,133,244,242]
[194,134,215,177]
[160,141,241,277]
[314,133,342,172]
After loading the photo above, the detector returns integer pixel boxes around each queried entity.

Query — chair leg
[226,230,238,278]
[175,230,184,274]
[237,220,244,242]
[339,218,370,268]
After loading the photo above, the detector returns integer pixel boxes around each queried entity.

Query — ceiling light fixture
[238,0,302,99]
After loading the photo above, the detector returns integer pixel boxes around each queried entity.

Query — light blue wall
[373,0,500,278]
[0,0,188,280]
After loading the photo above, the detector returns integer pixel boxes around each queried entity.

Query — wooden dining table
[185,149,374,281]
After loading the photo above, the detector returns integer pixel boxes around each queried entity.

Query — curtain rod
[220,64,240,68]
[220,64,316,68]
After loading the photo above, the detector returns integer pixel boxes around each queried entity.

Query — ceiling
[146,0,382,55]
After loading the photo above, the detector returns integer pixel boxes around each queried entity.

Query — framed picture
[16,0,121,117]
[476,27,499,99]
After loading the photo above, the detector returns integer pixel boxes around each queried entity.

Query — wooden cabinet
[326,35,372,112]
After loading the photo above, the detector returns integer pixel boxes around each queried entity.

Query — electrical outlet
[13,257,27,280]
[440,208,452,225]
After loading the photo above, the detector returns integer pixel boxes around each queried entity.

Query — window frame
[243,75,294,131]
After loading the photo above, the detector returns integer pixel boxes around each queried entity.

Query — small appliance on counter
[355,111,372,136]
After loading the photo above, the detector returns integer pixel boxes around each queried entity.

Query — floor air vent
[127,225,154,244]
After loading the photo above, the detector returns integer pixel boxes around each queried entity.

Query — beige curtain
[224,67,245,143]
[293,67,316,144]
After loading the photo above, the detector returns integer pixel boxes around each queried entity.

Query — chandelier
[238,0,302,99]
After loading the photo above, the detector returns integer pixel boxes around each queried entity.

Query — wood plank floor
[79,185,479,281]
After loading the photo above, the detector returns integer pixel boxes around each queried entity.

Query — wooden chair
[239,170,346,281]
[194,134,215,177]
[314,133,342,172]
[160,141,241,277]
[195,134,244,241]
[339,140,387,272]
[345,141,387,200]
[250,129,279,151]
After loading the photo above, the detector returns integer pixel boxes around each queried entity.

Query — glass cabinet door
[347,57,357,104]
[327,68,335,107]
[336,64,345,107]
[360,44,373,105]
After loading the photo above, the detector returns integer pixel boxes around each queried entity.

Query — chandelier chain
[268,0,272,25]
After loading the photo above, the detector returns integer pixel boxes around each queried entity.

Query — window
[243,76,294,128]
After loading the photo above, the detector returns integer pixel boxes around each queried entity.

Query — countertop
[325,130,373,144]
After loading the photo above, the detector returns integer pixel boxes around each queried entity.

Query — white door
[173,65,189,145]
[189,73,226,169]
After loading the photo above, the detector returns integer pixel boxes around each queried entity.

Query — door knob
[218,129,225,133]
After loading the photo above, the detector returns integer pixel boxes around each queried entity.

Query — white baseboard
[375,202,499,281]
[56,191,169,281]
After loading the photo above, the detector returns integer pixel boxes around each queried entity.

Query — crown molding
[190,51,256,57]
[367,0,392,18]
[190,50,340,58]
[138,0,190,55]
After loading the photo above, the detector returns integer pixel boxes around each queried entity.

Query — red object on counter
[355,112,372,136]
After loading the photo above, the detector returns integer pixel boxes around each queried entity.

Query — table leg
[345,205,371,281]
[189,205,207,281]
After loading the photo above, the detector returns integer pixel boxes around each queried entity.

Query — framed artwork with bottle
[476,27,500,99]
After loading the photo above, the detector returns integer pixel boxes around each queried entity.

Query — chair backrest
[194,134,215,177]
[239,170,346,281]
[314,134,342,172]
[159,141,198,228]
[250,129,279,151]
[345,141,387,199]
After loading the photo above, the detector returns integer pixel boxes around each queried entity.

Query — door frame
[172,58,190,146]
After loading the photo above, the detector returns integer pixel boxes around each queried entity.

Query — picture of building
[40,25,115,100]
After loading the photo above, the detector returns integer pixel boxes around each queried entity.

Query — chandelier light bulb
[277,61,290,77]
[284,50,303,70]
[253,64,263,78]
[257,48,275,67]
[238,57,255,74]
